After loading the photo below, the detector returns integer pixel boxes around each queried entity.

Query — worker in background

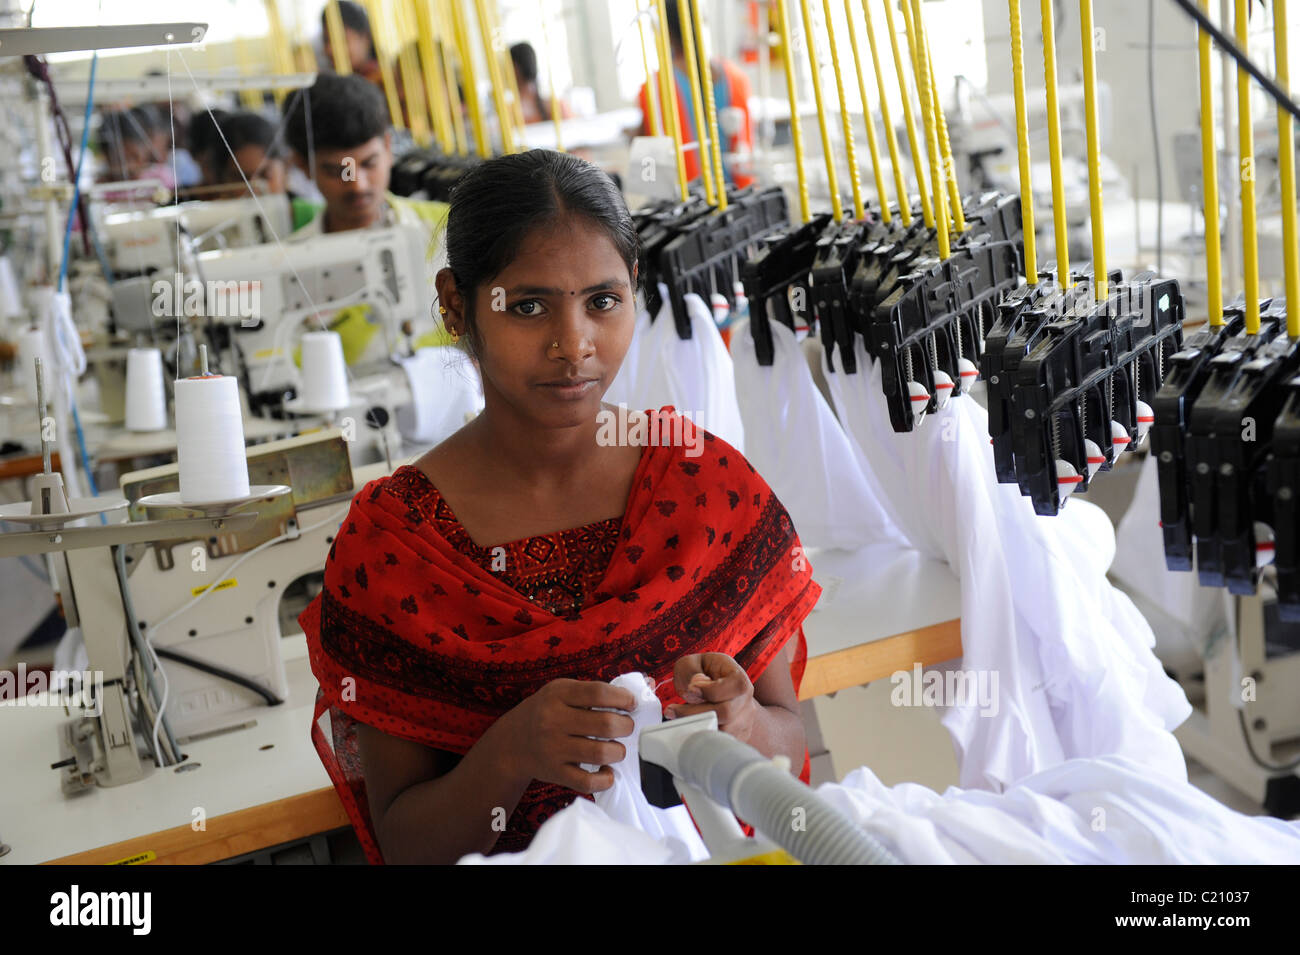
[636,3,755,189]
[281,73,453,352]
[187,107,229,187]
[320,0,382,86]
[204,112,321,231]
[510,42,572,124]
[95,105,176,189]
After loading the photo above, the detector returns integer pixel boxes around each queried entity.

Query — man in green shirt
[282,73,452,355]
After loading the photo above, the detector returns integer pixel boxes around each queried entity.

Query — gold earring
[438,306,447,315]
[450,328,460,343]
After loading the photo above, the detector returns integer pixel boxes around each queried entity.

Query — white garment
[455,751,1300,864]
[459,672,707,864]
[821,338,1190,791]
[603,283,745,451]
[731,316,906,551]
[394,346,483,445]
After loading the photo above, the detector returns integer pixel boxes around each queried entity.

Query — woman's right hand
[484,679,637,794]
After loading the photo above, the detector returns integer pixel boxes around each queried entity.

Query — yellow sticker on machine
[108,850,156,865]
[727,849,800,865]
[191,578,238,598]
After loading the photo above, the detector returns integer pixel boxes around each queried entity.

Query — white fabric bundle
[731,316,907,550]
[604,283,745,451]
[394,345,484,445]
[820,339,1190,791]
[459,672,707,864]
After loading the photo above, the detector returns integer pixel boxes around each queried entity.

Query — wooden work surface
[8,542,961,866]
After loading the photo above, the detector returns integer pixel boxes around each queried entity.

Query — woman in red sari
[299,149,820,864]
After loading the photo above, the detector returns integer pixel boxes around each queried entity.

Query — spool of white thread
[0,256,20,320]
[174,374,250,503]
[125,348,167,431]
[298,331,350,411]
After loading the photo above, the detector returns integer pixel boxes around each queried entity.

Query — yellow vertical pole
[436,0,470,155]
[676,0,716,203]
[415,0,454,152]
[264,0,294,107]
[908,0,947,257]
[797,0,844,222]
[1079,0,1107,302]
[1041,0,1070,287]
[881,0,932,227]
[689,0,728,207]
[822,0,865,220]
[924,32,965,231]
[324,0,353,74]
[653,0,691,199]
[638,1,664,137]
[776,0,811,222]
[844,0,889,222]
[862,0,909,225]
[1007,0,1037,283]
[451,0,490,155]
[1275,0,1299,336]
[472,0,516,153]
[361,0,408,132]
[1197,0,1222,324]
[487,0,527,150]
[393,0,432,144]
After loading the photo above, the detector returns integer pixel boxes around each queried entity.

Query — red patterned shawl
[299,408,821,863]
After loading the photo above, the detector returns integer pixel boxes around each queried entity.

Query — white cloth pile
[605,283,745,451]
[819,338,1191,791]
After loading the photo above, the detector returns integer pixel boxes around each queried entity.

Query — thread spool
[174,372,250,504]
[298,331,350,411]
[125,348,167,431]
[0,256,20,320]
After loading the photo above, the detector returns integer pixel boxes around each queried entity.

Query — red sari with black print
[299,408,821,863]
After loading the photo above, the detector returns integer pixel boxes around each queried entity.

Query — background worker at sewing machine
[94,105,179,192]
[319,0,384,86]
[200,111,323,235]
[281,72,455,353]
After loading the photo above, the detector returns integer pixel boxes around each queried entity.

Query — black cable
[1150,0,1163,275]
[1169,0,1300,122]
[152,646,285,707]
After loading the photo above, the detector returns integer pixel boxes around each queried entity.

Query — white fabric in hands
[821,339,1190,791]
[731,316,907,550]
[458,672,707,864]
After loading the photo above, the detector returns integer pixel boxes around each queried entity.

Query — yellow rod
[541,11,564,151]
[451,0,490,155]
[822,0,865,219]
[436,0,469,155]
[488,0,527,150]
[776,0,811,222]
[901,0,947,233]
[233,36,263,110]
[925,32,965,232]
[415,0,454,153]
[908,0,947,257]
[361,0,407,132]
[881,0,932,227]
[1079,0,1106,302]
[862,0,908,224]
[689,0,728,208]
[472,0,516,154]
[1277,0,1299,336]
[797,0,844,222]
[324,0,352,74]
[263,0,293,107]
[390,0,430,144]
[844,0,889,222]
[1197,0,1222,324]
[638,2,664,136]
[677,0,716,204]
[653,0,691,200]
[1007,0,1038,282]
[1235,0,1259,332]
[1041,0,1070,287]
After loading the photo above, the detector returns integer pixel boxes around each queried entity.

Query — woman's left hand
[665,652,759,743]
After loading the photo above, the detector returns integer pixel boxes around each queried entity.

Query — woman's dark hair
[188,107,229,171]
[509,42,538,84]
[321,0,378,62]
[96,104,162,153]
[442,149,639,357]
